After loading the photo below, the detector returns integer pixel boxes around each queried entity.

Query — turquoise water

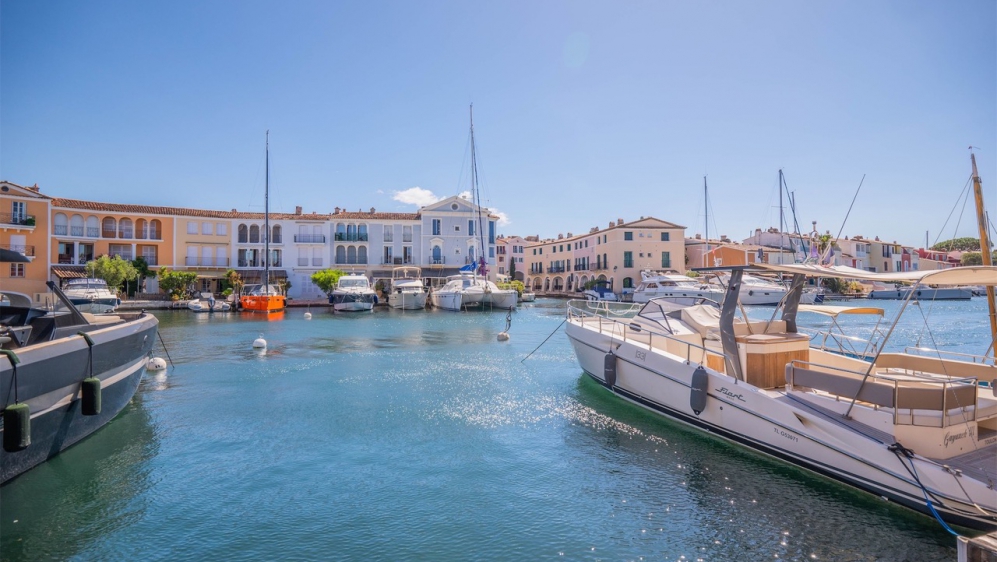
[3,298,989,561]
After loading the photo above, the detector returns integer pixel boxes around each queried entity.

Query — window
[109,244,133,260]
[432,219,441,236]
[272,225,282,243]
[53,213,68,235]
[217,223,227,236]
[623,277,633,288]
[187,221,198,234]
[624,251,633,268]
[9,263,24,277]
[102,217,117,238]
[661,232,669,242]
[11,201,26,224]
[238,224,248,243]
[624,232,633,241]
[250,225,260,243]
[661,251,671,269]
[403,225,413,243]
[454,225,461,233]
[468,220,475,236]
[202,222,213,235]
[403,246,413,264]
[488,221,495,244]
[118,218,133,239]
[384,227,393,242]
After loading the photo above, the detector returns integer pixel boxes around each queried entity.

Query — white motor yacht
[330,274,377,312]
[565,264,997,531]
[582,280,618,302]
[632,271,725,305]
[430,272,517,311]
[869,283,973,301]
[387,267,428,310]
[62,278,121,313]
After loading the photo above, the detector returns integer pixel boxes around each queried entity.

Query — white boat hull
[868,287,974,300]
[564,316,997,530]
[388,291,428,310]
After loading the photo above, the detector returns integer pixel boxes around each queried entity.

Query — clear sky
[2,1,995,248]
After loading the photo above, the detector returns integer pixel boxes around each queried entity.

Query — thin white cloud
[492,209,510,227]
[458,190,472,200]
[393,186,439,207]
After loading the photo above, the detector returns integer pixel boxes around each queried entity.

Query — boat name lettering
[715,387,746,402]
[635,350,646,362]
[773,427,799,443]
[943,427,975,448]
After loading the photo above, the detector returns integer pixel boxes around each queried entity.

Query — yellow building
[0,181,51,301]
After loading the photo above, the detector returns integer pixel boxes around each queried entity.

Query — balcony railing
[334,258,368,265]
[87,227,100,237]
[380,257,415,265]
[2,244,35,257]
[4,214,35,227]
[54,225,68,235]
[547,266,566,273]
[185,257,229,267]
[294,234,326,243]
[430,257,446,265]
[102,229,117,238]
[238,259,281,268]
[402,235,412,243]
[334,233,369,242]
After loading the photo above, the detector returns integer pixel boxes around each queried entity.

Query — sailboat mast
[970,152,997,346]
[470,105,487,277]
[703,176,709,268]
[779,170,785,264]
[265,130,270,292]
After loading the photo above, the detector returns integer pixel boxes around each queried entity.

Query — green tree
[224,269,244,296]
[509,259,517,283]
[497,280,525,296]
[158,267,199,300]
[85,255,138,293]
[132,256,152,293]
[310,269,347,295]
[931,237,983,252]
[962,252,984,266]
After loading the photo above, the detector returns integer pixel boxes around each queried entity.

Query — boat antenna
[703,176,709,267]
[470,105,488,278]
[264,130,271,294]
[970,150,997,348]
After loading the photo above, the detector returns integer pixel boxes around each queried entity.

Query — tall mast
[779,169,785,264]
[703,176,709,268]
[470,105,487,277]
[265,130,270,292]
[970,152,997,346]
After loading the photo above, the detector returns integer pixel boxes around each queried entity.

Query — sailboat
[429,106,517,312]
[563,154,997,531]
[240,131,286,313]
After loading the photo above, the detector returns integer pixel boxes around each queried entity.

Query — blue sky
[2,1,995,248]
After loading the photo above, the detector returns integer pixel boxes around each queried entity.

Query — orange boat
[240,131,286,314]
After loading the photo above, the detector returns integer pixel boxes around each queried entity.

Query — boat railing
[903,346,996,366]
[786,359,981,427]
[801,328,879,360]
[567,299,725,368]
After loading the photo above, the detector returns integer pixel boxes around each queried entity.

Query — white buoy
[497,332,510,341]
[146,357,168,371]
[304,312,312,320]
[252,334,267,349]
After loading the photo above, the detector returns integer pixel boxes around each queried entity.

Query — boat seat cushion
[680,305,787,338]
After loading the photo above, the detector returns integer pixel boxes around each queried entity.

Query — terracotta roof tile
[50,197,422,221]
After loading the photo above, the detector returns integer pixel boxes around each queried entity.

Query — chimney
[617,218,623,226]
[566,232,572,238]
[231,208,237,213]
[295,206,302,215]
[695,234,701,240]
[558,233,564,239]
[720,235,729,242]
[370,207,376,213]
[334,207,340,214]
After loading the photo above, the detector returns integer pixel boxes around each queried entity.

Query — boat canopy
[797,304,884,317]
[754,263,997,286]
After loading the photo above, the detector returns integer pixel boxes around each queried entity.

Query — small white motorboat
[188,292,231,312]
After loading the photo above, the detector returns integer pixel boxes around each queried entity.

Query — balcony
[54,225,67,235]
[334,233,368,242]
[547,266,566,273]
[3,214,35,228]
[334,258,368,265]
[102,229,117,238]
[185,257,229,267]
[2,244,34,257]
[429,257,446,265]
[380,257,415,265]
[294,234,326,243]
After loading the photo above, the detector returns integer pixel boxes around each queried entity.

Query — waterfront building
[0,181,49,302]
[417,195,500,285]
[524,217,685,296]
[834,236,872,271]
[495,235,528,282]
[685,235,764,268]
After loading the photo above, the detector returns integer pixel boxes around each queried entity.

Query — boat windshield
[338,278,369,289]
[244,284,280,296]
[67,278,108,289]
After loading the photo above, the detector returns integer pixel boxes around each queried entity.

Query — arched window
[102,217,117,238]
[358,246,368,264]
[623,277,633,289]
[86,216,99,237]
[468,245,476,262]
[432,246,442,264]
[149,219,162,240]
[238,224,248,243]
[347,246,357,264]
[53,213,68,235]
[347,224,357,241]
[335,246,346,264]
[135,218,147,239]
[118,218,133,238]
[271,225,282,244]
[70,214,84,237]
[249,225,260,243]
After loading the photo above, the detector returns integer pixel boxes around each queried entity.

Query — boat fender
[304,312,312,320]
[252,334,267,349]
[146,357,168,371]
[690,366,709,416]
[2,403,30,452]
[748,290,754,297]
[81,377,101,416]
[604,352,617,387]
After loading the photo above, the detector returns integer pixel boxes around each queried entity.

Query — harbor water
[3,297,990,561]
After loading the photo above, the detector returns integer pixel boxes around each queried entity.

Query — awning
[0,248,30,263]
[51,265,88,279]
[755,263,997,286]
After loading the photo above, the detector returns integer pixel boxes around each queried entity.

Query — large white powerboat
[632,271,725,305]
[565,264,997,531]
[330,274,377,312]
[387,267,428,310]
[868,283,974,301]
[62,278,121,313]
[430,272,518,311]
